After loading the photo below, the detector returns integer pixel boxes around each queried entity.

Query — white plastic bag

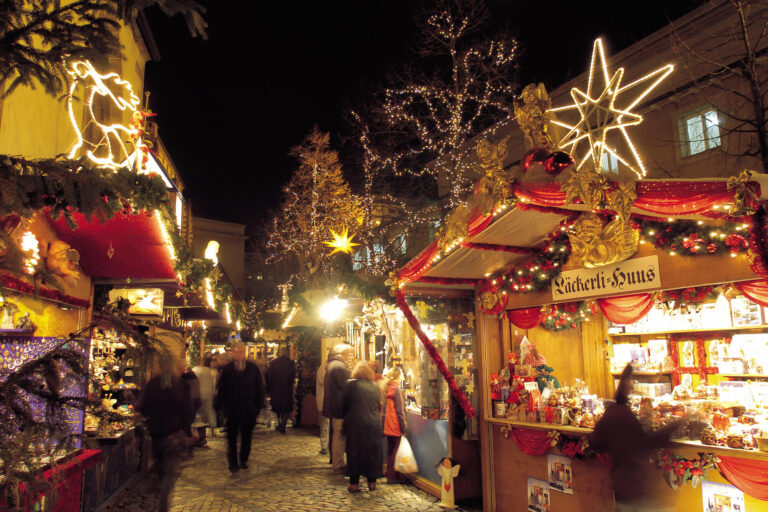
[394,436,419,474]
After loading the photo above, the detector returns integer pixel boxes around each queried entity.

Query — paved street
[105,426,480,512]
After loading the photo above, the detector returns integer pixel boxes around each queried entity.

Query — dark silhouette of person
[589,364,683,511]
[342,361,383,492]
[136,356,191,512]
[266,345,296,433]
[215,342,265,473]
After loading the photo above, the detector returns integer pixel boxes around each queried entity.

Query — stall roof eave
[399,176,768,295]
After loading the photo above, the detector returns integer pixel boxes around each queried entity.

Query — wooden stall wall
[491,423,614,512]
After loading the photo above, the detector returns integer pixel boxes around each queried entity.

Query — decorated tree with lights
[267,127,365,282]
[369,0,518,210]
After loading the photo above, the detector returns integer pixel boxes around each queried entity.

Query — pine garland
[634,218,750,256]
[541,301,597,332]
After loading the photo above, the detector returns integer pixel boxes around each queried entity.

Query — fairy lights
[549,39,673,178]
[66,60,145,170]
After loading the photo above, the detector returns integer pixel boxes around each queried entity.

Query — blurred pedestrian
[266,346,296,433]
[589,365,684,512]
[192,353,217,439]
[136,356,191,512]
[316,348,332,455]
[381,366,407,484]
[343,361,383,493]
[323,344,354,474]
[215,342,265,473]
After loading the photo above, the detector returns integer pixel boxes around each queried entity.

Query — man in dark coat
[323,343,354,473]
[589,365,684,510]
[136,357,191,512]
[266,346,296,433]
[215,342,265,473]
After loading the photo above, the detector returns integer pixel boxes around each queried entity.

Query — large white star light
[549,39,673,178]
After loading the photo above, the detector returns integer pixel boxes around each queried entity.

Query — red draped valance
[506,428,553,456]
[507,307,545,329]
[397,240,438,283]
[733,280,768,308]
[718,455,768,501]
[596,293,655,324]
[511,180,760,217]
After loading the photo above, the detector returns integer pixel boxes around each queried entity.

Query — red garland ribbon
[0,273,90,308]
[395,289,475,418]
[415,276,481,286]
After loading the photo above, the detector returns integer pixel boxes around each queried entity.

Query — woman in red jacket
[381,366,407,484]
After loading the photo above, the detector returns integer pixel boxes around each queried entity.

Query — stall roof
[398,176,768,292]
[49,211,176,280]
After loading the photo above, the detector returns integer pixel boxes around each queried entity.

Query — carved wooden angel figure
[514,83,554,149]
[436,457,461,509]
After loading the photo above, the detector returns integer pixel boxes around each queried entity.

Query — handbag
[394,436,419,474]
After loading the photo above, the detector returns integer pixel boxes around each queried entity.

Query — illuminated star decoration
[548,38,673,178]
[323,228,360,255]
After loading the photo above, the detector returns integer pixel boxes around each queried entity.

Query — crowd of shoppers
[137,340,412,509]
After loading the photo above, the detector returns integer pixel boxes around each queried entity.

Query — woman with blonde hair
[342,361,383,492]
[381,366,407,484]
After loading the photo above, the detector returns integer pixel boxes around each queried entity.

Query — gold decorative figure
[569,213,639,268]
[437,204,469,251]
[514,83,554,149]
[474,138,511,214]
[727,170,758,216]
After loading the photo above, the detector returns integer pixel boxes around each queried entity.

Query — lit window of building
[601,151,619,175]
[682,109,721,156]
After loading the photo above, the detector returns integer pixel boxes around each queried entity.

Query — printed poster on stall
[547,454,573,494]
[527,477,551,512]
[701,481,745,512]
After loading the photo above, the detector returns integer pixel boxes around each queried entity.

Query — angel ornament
[436,457,461,509]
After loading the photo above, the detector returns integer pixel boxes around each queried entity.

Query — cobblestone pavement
[105,425,481,512]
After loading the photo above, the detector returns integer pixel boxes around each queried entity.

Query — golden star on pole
[548,38,674,178]
[324,228,360,255]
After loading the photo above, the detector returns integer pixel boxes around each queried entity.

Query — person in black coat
[323,344,354,473]
[215,343,265,473]
[589,364,684,510]
[136,356,191,512]
[266,346,296,433]
[342,361,383,493]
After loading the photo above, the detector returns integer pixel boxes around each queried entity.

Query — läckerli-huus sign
[551,255,660,301]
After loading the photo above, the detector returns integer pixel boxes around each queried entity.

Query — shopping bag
[394,436,419,474]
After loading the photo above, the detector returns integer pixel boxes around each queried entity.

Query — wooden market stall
[395,174,768,512]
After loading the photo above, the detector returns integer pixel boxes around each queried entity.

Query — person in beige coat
[315,349,332,455]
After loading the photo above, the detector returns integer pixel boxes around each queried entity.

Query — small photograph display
[547,454,573,494]
[701,481,744,512]
[731,296,762,327]
[527,477,551,512]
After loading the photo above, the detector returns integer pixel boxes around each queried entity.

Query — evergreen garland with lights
[635,218,750,257]
[541,301,597,332]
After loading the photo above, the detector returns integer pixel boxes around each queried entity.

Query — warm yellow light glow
[225,302,232,324]
[549,39,673,178]
[204,241,220,265]
[204,278,215,309]
[324,228,360,255]
[20,231,39,275]
[67,60,144,170]
[320,297,348,322]
[236,320,242,331]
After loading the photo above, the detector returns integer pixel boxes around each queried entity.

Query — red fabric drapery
[394,290,475,418]
[511,180,760,216]
[734,280,768,307]
[507,428,552,456]
[397,240,439,284]
[468,207,494,237]
[718,455,768,501]
[596,293,655,324]
[507,307,545,329]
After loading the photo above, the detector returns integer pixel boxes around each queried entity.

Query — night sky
[143,0,699,229]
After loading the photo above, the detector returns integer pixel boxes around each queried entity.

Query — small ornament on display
[651,450,719,490]
[14,312,35,332]
[658,286,717,312]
